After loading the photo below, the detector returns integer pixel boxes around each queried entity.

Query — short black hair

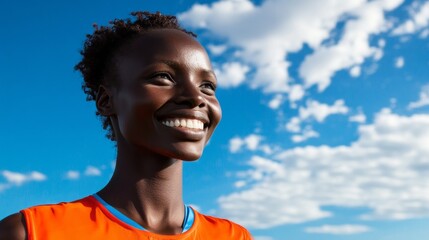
[74,11,196,141]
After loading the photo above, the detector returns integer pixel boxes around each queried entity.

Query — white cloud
[349,110,367,123]
[291,127,320,143]
[229,134,272,154]
[349,65,361,77]
[285,99,348,142]
[305,224,371,234]
[0,170,47,192]
[245,134,262,150]
[286,99,348,128]
[285,117,301,133]
[395,56,405,68]
[408,84,429,109]
[267,87,304,109]
[288,84,305,103]
[65,170,80,180]
[84,166,102,176]
[30,172,46,181]
[180,0,404,94]
[260,145,274,155]
[214,62,250,88]
[378,38,386,47]
[299,99,349,122]
[207,44,227,56]
[268,94,283,109]
[229,137,245,153]
[299,0,403,91]
[392,1,429,35]
[234,180,247,188]
[1,170,46,186]
[373,49,384,61]
[2,171,27,185]
[218,109,429,229]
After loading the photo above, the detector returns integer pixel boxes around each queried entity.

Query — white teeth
[187,119,194,128]
[162,118,205,130]
[192,119,199,129]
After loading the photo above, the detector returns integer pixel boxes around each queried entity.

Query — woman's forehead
[113,29,214,80]
[120,29,205,57]
[116,29,209,64]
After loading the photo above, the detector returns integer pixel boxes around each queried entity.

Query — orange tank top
[21,196,252,240]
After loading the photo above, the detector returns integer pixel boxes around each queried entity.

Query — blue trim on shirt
[93,193,146,230]
[92,194,194,233]
[182,205,194,232]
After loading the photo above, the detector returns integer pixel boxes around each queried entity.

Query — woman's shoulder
[194,210,252,239]
[24,195,94,211]
[0,196,95,240]
[0,213,27,240]
[20,196,97,225]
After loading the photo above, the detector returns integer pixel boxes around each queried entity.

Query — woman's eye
[153,73,172,80]
[149,72,175,85]
[201,82,217,93]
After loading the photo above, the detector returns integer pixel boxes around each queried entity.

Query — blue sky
[1,0,429,239]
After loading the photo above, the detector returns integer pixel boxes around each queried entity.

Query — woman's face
[110,29,222,160]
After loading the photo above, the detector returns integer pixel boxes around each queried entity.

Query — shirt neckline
[92,193,195,233]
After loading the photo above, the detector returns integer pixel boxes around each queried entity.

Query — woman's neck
[97,141,185,234]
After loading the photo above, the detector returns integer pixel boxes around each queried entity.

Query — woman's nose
[173,80,206,108]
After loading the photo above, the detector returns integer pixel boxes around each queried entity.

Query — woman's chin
[163,143,205,161]
[170,150,203,162]
[163,148,204,161]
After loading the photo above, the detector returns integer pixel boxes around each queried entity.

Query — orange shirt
[21,196,252,240]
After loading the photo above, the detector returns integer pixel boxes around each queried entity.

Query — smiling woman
[107,28,222,161]
[0,11,251,240]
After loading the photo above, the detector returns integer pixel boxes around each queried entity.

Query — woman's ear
[96,85,115,116]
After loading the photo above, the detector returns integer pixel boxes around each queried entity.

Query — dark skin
[0,29,222,239]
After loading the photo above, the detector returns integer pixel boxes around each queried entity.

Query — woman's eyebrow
[158,59,216,77]
[159,59,181,69]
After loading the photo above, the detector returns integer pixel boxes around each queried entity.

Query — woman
[0,11,252,239]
